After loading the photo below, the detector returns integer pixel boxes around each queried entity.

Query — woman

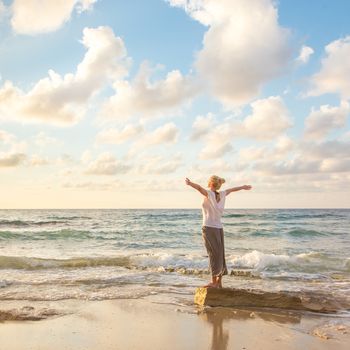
[185,175,252,288]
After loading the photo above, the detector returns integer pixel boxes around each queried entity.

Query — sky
[0,0,350,209]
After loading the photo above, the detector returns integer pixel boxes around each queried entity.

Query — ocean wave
[275,212,341,220]
[224,214,249,218]
[0,255,132,270]
[0,229,93,240]
[0,220,29,227]
[286,229,328,237]
[231,250,291,270]
[0,253,209,272]
[0,252,216,277]
[0,250,345,276]
[0,286,166,302]
[0,220,67,228]
[46,216,92,220]
[229,250,332,271]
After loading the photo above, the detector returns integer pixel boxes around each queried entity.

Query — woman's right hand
[185,178,191,185]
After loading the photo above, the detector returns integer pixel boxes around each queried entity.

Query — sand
[0,297,350,350]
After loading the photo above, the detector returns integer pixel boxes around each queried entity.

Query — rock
[194,287,344,313]
[313,329,331,340]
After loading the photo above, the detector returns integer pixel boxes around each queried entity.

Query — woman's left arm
[185,178,208,196]
[225,185,252,196]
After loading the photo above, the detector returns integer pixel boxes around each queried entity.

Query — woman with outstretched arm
[185,175,252,288]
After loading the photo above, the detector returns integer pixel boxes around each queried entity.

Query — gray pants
[202,226,228,277]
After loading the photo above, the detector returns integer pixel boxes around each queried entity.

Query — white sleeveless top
[202,190,226,228]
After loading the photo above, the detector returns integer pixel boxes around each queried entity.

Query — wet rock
[194,287,348,313]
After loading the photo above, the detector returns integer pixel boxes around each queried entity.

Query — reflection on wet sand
[198,306,302,349]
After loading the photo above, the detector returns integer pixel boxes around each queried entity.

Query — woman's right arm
[225,185,252,196]
[185,178,208,196]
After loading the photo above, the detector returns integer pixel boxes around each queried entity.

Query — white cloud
[304,101,349,139]
[275,135,294,154]
[240,96,292,140]
[199,142,233,160]
[11,0,98,34]
[131,122,179,153]
[236,135,295,172]
[297,45,314,64]
[76,0,97,12]
[341,130,350,141]
[0,130,28,159]
[255,154,350,176]
[238,146,267,162]
[101,62,197,121]
[320,158,350,173]
[303,140,350,159]
[0,129,15,144]
[85,152,131,175]
[80,150,92,164]
[128,178,184,192]
[190,113,215,141]
[144,122,179,145]
[33,132,59,148]
[309,36,350,99]
[96,124,144,145]
[191,159,234,175]
[62,180,121,191]
[55,154,75,167]
[254,156,320,176]
[0,1,7,17]
[29,155,50,166]
[252,139,350,176]
[138,154,183,174]
[204,96,292,144]
[0,26,129,126]
[168,0,291,107]
[194,96,291,160]
[0,152,26,167]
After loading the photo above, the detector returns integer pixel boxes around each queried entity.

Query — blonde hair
[208,175,225,191]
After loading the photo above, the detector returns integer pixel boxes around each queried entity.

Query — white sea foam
[0,249,340,273]
[295,251,324,260]
[228,250,327,271]
[229,250,291,270]
[131,252,208,270]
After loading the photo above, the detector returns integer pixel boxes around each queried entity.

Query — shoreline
[1,297,350,350]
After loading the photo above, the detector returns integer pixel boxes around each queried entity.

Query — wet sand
[0,298,350,350]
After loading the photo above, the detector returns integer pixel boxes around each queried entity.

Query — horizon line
[0,207,349,210]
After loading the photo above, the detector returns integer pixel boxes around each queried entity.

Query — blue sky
[0,0,349,208]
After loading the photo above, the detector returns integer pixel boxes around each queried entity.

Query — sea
[1,209,350,316]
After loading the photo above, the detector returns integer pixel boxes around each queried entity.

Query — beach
[1,209,350,349]
[1,297,350,350]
